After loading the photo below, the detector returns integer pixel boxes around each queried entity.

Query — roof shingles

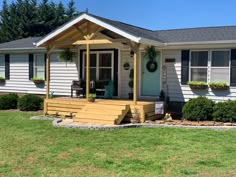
[1,13,236,49]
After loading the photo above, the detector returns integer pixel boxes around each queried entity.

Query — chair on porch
[71,80,84,98]
[104,80,114,99]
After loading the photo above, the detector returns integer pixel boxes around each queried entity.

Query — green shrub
[213,100,236,122]
[18,94,43,111]
[0,93,18,110]
[182,96,214,121]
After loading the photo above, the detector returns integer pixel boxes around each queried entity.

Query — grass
[0,112,236,177]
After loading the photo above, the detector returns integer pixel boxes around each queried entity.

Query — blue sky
[4,0,236,30]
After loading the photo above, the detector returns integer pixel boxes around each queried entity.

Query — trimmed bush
[0,93,18,110]
[213,100,236,122]
[182,96,214,121]
[18,94,43,111]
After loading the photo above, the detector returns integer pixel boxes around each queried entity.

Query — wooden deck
[44,98,162,125]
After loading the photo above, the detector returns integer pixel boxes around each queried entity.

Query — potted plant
[188,81,208,90]
[0,77,5,84]
[32,77,45,85]
[88,93,96,102]
[128,68,134,99]
[58,48,75,63]
[209,82,229,90]
[130,107,140,123]
[123,62,130,70]
[144,46,158,72]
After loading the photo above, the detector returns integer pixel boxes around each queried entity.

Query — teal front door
[141,53,160,96]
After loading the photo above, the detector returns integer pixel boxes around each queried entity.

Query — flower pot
[210,85,229,90]
[33,80,45,85]
[128,93,133,99]
[189,84,208,90]
[88,97,95,102]
[0,79,5,84]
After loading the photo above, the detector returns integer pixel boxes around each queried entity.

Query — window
[0,55,4,78]
[190,51,208,82]
[34,54,45,79]
[189,50,230,84]
[83,51,113,80]
[211,50,230,83]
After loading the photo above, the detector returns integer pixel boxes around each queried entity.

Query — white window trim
[189,49,231,83]
[34,54,45,80]
[189,50,209,82]
[82,51,114,80]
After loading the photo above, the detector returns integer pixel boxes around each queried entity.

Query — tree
[66,0,76,18]
[0,0,11,42]
[0,0,79,43]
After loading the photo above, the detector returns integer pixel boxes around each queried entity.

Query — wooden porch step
[76,113,117,120]
[84,104,128,110]
[47,111,76,117]
[74,104,130,125]
[47,103,84,109]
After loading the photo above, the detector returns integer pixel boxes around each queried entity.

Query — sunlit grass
[0,112,236,177]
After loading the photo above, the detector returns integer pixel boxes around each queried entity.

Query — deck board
[44,98,161,124]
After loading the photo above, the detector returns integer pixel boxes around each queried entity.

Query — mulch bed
[154,120,236,126]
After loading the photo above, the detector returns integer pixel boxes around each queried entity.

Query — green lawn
[0,112,236,177]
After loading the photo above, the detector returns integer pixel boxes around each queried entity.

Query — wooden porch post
[86,43,90,100]
[46,46,53,99]
[133,44,140,105]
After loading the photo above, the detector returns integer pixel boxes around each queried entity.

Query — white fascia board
[84,15,141,43]
[36,14,87,47]
[36,13,144,47]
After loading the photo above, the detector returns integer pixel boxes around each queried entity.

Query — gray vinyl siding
[0,53,78,96]
[162,50,236,102]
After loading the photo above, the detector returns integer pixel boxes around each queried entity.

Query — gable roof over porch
[35,12,163,48]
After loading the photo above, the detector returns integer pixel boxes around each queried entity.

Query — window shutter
[29,54,34,80]
[113,49,118,96]
[5,54,10,80]
[230,49,236,86]
[181,50,190,85]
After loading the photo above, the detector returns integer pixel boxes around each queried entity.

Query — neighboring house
[0,12,236,104]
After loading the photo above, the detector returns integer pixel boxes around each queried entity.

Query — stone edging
[30,116,236,131]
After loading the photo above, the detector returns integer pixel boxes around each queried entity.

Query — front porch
[44,98,160,125]
[37,13,164,125]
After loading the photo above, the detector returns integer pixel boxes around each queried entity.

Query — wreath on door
[144,46,158,72]
[146,60,158,72]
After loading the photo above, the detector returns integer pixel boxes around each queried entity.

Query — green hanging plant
[58,48,75,62]
[144,46,158,61]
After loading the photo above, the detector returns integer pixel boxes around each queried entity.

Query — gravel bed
[31,116,236,131]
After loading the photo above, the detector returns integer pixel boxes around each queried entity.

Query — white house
[0,12,236,105]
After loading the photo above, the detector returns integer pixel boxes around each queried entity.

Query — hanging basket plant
[144,46,158,72]
[58,48,75,62]
[32,77,45,85]
[123,62,130,70]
